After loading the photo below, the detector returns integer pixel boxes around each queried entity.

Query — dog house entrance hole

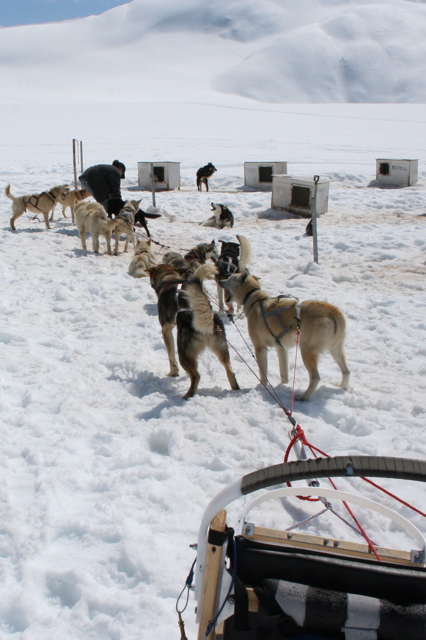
[153,166,165,183]
[291,185,310,208]
[379,163,390,176]
[258,166,273,183]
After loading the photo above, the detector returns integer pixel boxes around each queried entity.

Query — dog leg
[330,345,350,390]
[210,337,240,392]
[43,211,51,230]
[276,343,289,384]
[105,231,113,255]
[92,232,100,254]
[62,205,67,218]
[217,284,225,312]
[299,348,321,401]
[178,336,204,399]
[162,323,179,377]
[10,209,24,231]
[255,345,269,386]
[179,353,201,399]
[79,229,87,251]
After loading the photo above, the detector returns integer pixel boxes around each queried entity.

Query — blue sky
[0,0,130,27]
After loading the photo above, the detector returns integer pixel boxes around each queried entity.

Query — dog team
[4,160,350,402]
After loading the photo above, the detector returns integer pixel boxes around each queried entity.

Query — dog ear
[241,269,250,283]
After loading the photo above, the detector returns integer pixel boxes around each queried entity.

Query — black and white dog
[201,202,234,229]
[196,163,217,192]
[214,235,251,312]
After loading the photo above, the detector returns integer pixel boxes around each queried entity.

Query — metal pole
[150,163,156,208]
[72,139,78,188]
[80,140,84,173]
[311,175,319,264]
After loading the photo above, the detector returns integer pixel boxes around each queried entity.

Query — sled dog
[128,238,156,278]
[149,242,218,377]
[114,200,141,254]
[162,241,218,270]
[74,201,133,255]
[220,270,350,400]
[215,235,251,312]
[6,183,70,230]
[178,271,240,399]
[50,187,91,221]
[196,163,217,192]
[201,203,234,229]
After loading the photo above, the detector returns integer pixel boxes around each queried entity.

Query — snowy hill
[1,0,426,104]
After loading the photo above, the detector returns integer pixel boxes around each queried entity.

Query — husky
[177,271,240,399]
[201,203,234,229]
[220,270,350,400]
[148,263,189,378]
[214,235,251,312]
[50,187,91,221]
[74,201,133,255]
[196,163,217,192]
[162,251,187,269]
[114,200,141,254]
[149,242,219,377]
[6,183,70,230]
[162,241,219,270]
[107,197,161,238]
[128,238,156,278]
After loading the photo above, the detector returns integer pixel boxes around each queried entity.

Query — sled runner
[193,456,426,640]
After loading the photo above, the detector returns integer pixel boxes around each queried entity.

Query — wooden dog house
[137,162,181,190]
[271,175,330,217]
[244,162,288,190]
[376,159,418,187]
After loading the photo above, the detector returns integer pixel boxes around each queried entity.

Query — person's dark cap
[112,159,126,179]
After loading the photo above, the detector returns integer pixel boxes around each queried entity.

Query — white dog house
[376,159,418,187]
[271,175,330,217]
[137,162,181,190]
[244,162,288,190]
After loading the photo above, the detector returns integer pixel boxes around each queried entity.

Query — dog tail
[4,184,14,201]
[183,278,215,334]
[236,235,252,271]
[193,263,218,280]
[200,216,216,227]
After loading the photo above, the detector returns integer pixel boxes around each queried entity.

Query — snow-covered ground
[0,1,426,638]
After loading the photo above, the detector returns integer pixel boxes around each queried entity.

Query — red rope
[285,425,426,559]
[289,327,301,416]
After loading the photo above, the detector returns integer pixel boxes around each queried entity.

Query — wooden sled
[193,456,426,640]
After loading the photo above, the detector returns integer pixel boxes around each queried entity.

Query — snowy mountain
[1,0,426,104]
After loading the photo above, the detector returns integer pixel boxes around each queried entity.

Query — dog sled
[187,455,426,640]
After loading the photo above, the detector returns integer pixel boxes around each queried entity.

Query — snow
[0,0,426,638]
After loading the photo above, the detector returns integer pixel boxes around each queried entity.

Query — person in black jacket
[79,160,125,213]
[79,159,161,237]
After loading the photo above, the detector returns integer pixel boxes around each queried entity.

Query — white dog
[74,202,133,255]
[6,183,70,230]
[128,238,157,277]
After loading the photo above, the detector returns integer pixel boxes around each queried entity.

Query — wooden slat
[246,525,416,565]
[197,510,227,640]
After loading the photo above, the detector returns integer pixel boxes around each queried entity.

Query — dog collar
[242,288,261,307]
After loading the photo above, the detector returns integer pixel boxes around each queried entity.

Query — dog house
[137,162,181,190]
[271,175,330,217]
[376,159,418,187]
[244,162,288,190]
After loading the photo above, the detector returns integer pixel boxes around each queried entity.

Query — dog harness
[258,295,301,343]
[26,190,56,213]
[243,289,301,344]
